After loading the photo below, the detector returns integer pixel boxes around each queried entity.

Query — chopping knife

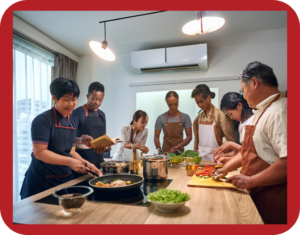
[82,162,100,177]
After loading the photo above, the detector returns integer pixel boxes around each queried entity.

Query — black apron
[75,104,106,170]
[20,107,75,199]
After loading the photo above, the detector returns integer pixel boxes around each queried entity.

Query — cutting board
[187,170,242,190]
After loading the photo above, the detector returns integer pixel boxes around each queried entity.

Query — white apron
[197,106,221,161]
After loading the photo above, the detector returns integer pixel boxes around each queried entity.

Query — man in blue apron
[20,78,102,200]
[72,82,109,171]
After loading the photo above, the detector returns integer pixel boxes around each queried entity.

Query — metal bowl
[89,174,144,193]
[101,161,131,174]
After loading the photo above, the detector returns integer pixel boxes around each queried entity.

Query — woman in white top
[213,92,254,164]
[113,110,149,160]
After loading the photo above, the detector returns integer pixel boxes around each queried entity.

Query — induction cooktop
[35,179,172,207]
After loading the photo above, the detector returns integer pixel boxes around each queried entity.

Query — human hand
[214,154,232,164]
[94,145,106,154]
[69,158,90,174]
[78,135,93,144]
[210,166,229,178]
[226,174,253,189]
[140,146,149,153]
[213,142,234,156]
[87,163,103,177]
[171,145,180,151]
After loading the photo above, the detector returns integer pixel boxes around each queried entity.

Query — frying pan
[89,174,144,193]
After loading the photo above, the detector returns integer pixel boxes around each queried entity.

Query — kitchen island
[13,162,263,224]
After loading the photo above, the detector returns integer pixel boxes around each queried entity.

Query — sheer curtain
[13,35,55,202]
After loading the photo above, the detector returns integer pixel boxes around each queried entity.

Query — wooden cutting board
[187,170,247,191]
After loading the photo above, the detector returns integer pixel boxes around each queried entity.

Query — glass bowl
[53,186,93,214]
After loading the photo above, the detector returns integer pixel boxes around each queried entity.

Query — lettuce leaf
[147,188,190,203]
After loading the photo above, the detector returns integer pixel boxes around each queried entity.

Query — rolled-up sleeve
[267,110,287,158]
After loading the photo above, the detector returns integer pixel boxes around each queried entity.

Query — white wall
[13,15,79,62]
[88,28,287,156]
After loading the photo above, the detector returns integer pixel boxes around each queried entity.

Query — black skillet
[89,174,144,193]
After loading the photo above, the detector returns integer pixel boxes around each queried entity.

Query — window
[13,34,54,202]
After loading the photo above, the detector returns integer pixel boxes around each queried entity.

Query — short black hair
[239,61,278,87]
[88,82,104,95]
[191,84,215,99]
[165,91,179,102]
[50,77,80,100]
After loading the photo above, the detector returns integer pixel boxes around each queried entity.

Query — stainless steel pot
[101,161,131,174]
[142,158,169,181]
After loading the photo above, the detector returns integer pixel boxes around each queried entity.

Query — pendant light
[89,22,116,61]
[182,11,225,35]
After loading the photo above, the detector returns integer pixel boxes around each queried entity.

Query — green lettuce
[147,188,190,203]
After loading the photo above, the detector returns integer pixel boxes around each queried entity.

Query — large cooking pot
[101,161,131,174]
[143,158,169,181]
[89,174,144,193]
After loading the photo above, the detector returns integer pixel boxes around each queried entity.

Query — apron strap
[254,94,281,126]
[53,107,75,128]
[82,104,88,117]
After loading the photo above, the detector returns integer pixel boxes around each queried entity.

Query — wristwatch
[156,147,161,150]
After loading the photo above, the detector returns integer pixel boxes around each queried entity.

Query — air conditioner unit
[131,44,208,74]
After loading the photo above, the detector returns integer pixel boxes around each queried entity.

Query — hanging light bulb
[182,11,225,35]
[89,22,115,61]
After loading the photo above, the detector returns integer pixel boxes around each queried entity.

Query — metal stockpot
[101,161,131,174]
[142,158,169,181]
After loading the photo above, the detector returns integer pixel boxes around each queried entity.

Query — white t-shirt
[238,115,254,143]
[251,94,287,164]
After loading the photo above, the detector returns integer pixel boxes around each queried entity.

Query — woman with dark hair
[212,92,254,164]
[192,85,235,161]
[113,110,149,160]
[154,91,192,153]
[20,78,102,199]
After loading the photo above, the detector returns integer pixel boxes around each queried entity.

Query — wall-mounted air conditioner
[131,44,208,74]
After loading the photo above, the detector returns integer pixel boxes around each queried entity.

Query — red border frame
[1,0,299,234]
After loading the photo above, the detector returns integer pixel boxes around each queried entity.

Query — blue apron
[75,104,107,171]
[20,107,75,199]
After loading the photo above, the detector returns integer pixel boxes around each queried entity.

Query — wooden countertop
[13,162,263,224]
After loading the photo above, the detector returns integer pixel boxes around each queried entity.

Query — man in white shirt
[214,61,287,224]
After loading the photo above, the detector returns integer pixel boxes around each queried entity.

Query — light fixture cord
[104,22,106,41]
[200,11,203,34]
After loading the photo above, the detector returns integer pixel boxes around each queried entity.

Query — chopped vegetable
[204,176,209,179]
[147,188,190,203]
[199,175,203,178]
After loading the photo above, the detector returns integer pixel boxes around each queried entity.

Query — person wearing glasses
[213,61,287,224]
[212,92,254,164]
[191,85,236,161]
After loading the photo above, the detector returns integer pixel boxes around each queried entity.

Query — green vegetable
[147,188,190,203]
[182,150,199,158]
[167,152,177,157]
[169,155,184,164]
[185,156,202,164]
[199,175,203,178]
[175,150,182,155]
[203,176,209,179]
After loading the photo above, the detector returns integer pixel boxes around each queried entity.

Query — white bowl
[149,200,189,212]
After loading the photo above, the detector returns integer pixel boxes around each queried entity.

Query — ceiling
[13,11,287,56]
